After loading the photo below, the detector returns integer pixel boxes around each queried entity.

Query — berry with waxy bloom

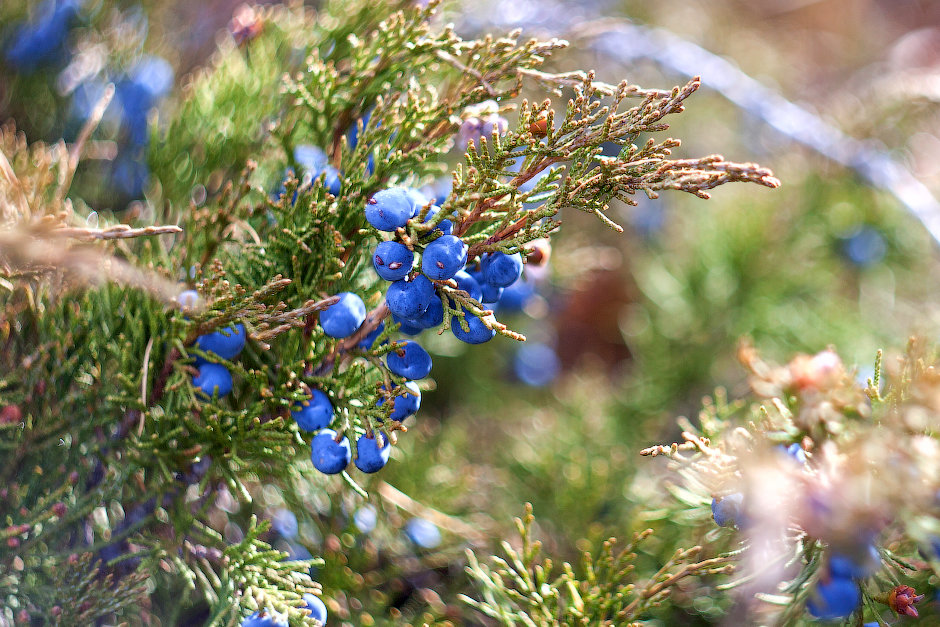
[310,430,351,475]
[355,433,391,473]
[373,240,414,281]
[386,275,434,319]
[196,324,246,360]
[482,251,523,288]
[365,188,413,231]
[320,292,366,338]
[192,363,233,398]
[386,340,432,379]
[378,381,421,421]
[711,493,745,528]
[303,593,328,624]
[291,390,333,432]
[422,235,468,281]
[451,310,496,344]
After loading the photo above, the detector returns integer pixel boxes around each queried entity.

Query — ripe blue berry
[470,270,503,303]
[482,252,523,287]
[373,241,414,281]
[193,363,233,398]
[303,593,328,624]
[386,275,434,319]
[392,313,425,336]
[366,188,413,231]
[806,576,860,620]
[310,429,351,475]
[355,433,391,473]
[196,324,246,360]
[422,235,468,281]
[320,292,366,338]
[357,321,386,349]
[496,278,535,311]
[379,381,421,421]
[711,493,744,528]
[453,270,482,302]
[292,390,333,432]
[841,226,886,268]
[421,205,454,235]
[414,294,444,329]
[451,310,495,344]
[386,340,432,379]
[404,518,441,549]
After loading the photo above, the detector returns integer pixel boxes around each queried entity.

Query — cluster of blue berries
[184,291,247,399]
[295,291,395,477]
[367,186,523,346]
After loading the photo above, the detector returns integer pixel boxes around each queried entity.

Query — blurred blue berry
[711,493,744,528]
[271,508,298,539]
[354,504,377,534]
[806,576,860,620]
[357,321,386,349]
[840,226,886,268]
[303,593,328,624]
[405,518,441,549]
[514,343,561,387]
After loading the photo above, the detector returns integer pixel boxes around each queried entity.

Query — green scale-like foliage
[0,0,779,623]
